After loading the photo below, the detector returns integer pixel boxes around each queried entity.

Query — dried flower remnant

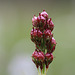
[30,10,56,75]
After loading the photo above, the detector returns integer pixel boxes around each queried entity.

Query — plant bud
[45,53,53,60]
[31,28,43,38]
[32,15,38,27]
[32,50,38,59]
[41,10,48,19]
[32,50,45,62]
[37,13,46,27]
[51,45,55,53]
[47,18,54,31]
[51,37,56,46]
[32,50,45,69]
[43,29,52,40]
[38,52,45,61]
[45,53,53,69]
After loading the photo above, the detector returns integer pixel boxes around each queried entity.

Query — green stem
[38,68,40,75]
[42,64,45,74]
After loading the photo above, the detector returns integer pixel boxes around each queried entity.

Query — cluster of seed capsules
[30,10,56,73]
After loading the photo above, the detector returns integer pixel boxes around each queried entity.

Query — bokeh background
[0,0,75,75]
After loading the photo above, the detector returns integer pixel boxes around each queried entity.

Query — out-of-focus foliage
[0,0,75,75]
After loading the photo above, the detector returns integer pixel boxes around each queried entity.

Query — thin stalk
[38,68,41,75]
[42,64,45,74]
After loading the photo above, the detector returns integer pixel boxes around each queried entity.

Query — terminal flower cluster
[30,10,56,75]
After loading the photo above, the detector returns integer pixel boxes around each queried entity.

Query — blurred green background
[0,0,75,75]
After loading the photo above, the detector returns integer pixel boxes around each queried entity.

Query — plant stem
[38,68,41,75]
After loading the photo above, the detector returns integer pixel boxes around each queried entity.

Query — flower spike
[30,10,56,75]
